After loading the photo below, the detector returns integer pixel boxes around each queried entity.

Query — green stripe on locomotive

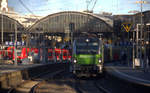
[74,54,102,65]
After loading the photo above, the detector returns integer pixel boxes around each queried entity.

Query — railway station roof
[28,11,113,33]
[0,14,25,33]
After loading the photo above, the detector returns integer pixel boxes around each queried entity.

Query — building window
[146,24,150,31]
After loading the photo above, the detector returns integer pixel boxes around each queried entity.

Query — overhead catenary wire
[18,0,41,48]
[86,0,98,12]
[86,0,93,10]
[18,0,39,21]
[91,0,98,11]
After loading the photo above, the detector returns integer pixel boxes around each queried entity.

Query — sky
[8,0,150,16]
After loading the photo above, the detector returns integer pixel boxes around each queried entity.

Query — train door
[62,49,72,62]
[0,50,2,59]
[62,49,68,61]
[68,49,72,61]
[1,49,6,59]
[12,48,22,63]
[48,49,53,61]
[39,48,43,61]
[21,48,28,59]
[55,48,61,62]
[7,47,13,59]
[0,49,6,59]
[32,48,38,58]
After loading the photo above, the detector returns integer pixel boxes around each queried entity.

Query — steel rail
[30,70,64,93]
[8,69,64,93]
[75,78,111,93]
[94,81,111,93]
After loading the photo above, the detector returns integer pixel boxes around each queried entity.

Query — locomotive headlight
[74,59,77,63]
[99,59,102,63]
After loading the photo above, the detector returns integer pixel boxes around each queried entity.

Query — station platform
[0,60,51,90]
[0,62,42,75]
[105,62,150,87]
[0,59,44,74]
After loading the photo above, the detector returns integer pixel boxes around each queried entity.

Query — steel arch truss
[28,11,113,34]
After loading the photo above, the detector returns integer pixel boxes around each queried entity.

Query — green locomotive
[72,36,104,77]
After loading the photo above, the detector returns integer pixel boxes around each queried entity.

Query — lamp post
[140,0,143,68]
[135,0,146,68]
[0,11,3,63]
[145,41,149,69]
[1,11,3,50]
[69,23,74,62]
[0,9,6,63]
[136,0,150,69]
[98,33,104,63]
[128,10,139,69]
[14,21,18,65]
[0,12,3,63]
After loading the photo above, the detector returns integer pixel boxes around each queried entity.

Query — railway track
[6,63,69,93]
[31,70,65,92]
[8,69,64,93]
[94,81,111,93]
[29,71,111,93]
[8,62,110,93]
[10,63,149,93]
[32,70,76,93]
[75,78,110,93]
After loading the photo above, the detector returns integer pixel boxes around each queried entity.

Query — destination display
[5,41,26,46]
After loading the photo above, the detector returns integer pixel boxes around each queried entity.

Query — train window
[76,49,98,54]
[88,42,98,46]
[55,52,60,56]
[76,43,87,46]
[49,52,52,56]
[63,52,67,56]
[17,52,21,56]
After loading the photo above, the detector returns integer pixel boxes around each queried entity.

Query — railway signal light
[121,23,132,32]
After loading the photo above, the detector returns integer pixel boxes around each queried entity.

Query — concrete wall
[0,63,66,90]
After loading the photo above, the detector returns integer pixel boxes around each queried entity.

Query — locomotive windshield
[75,38,100,54]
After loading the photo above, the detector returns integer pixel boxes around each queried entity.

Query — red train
[47,48,71,62]
[0,47,71,63]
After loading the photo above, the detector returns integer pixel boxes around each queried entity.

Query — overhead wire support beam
[91,0,98,12]
[86,0,93,11]
[86,0,98,12]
